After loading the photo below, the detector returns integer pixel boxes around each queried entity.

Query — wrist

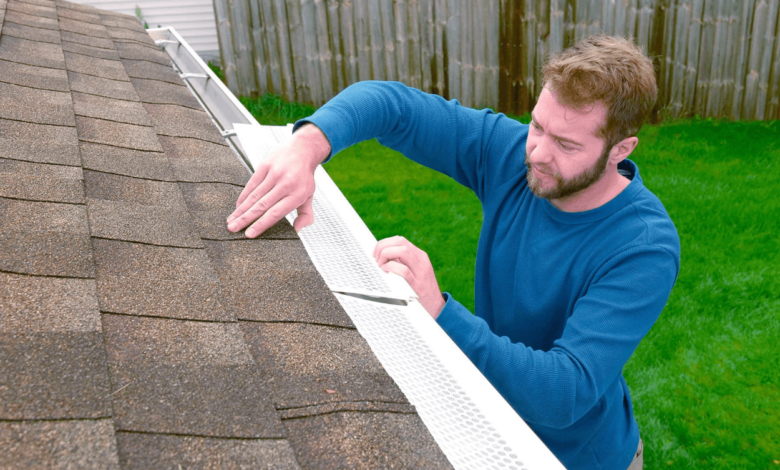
[292,123,331,171]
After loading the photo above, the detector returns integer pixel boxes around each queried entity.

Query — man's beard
[525,146,611,200]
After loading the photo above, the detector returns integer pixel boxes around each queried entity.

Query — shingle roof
[0,1,452,467]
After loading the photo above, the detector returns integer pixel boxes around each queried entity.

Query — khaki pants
[627,438,644,470]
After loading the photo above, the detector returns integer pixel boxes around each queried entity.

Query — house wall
[68,0,220,63]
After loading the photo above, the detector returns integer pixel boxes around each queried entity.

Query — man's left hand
[374,236,445,319]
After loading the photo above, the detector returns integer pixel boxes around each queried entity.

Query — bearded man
[226,35,680,470]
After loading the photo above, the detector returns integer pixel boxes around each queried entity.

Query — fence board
[300,0,323,105]
[755,0,778,119]
[433,0,446,95]
[274,0,296,101]
[286,0,310,103]
[419,0,433,91]
[487,0,499,108]
[260,0,282,96]
[214,0,239,93]
[314,0,334,101]
[230,0,257,95]
[408,0,422,88]
[354,0,371,82]
[743,0,768,118]
[341,0,359,86]
[327,0,345,94]
[473,0,486,108]
[769,2,780,118]
[380,0,397,81]
[247,0,268,95]
[394,0,410,85]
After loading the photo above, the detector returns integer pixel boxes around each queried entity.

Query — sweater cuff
[436,292,479,350]
[293,106,353,164]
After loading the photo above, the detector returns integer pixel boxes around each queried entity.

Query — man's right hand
[226,123,331,238]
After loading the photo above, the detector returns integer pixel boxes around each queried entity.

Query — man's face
[525,87,612,201]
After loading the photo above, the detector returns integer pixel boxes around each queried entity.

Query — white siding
[69,0,220,62]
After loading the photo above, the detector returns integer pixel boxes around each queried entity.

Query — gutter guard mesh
[333,294,566,470]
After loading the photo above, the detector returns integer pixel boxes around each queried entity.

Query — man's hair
[542,35,657,150]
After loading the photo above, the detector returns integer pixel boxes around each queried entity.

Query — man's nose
[528,137,553,164]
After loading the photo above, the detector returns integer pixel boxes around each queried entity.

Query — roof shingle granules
[0,0,452,467]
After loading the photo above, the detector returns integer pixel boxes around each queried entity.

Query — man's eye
[557,140,574,151]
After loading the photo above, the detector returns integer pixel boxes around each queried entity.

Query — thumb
[293,195,314,233]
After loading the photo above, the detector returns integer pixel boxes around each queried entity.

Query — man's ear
[608,136,639,165]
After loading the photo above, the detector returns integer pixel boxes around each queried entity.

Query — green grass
[242,93,780,469]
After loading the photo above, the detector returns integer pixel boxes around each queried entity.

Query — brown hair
[541,35,657,151]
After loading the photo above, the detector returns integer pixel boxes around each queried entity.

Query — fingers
[373,235,409,259]
[228,171,277,225]
[244,195,300,238]
[379,260,415,285]
[293,195,314,233]
[235,164,269,209]
[375,244,417,269]
[227,185,287,233]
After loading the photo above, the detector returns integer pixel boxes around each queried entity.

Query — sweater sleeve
[293,80,525,201]
[437,246,679,429]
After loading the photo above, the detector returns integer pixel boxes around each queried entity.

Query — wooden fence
[213,0,780,120]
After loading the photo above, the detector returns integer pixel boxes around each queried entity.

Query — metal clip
[221,129,237,137]
[154,39,179,50]
[180,73,209,80]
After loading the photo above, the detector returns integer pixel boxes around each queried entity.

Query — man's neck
[549,167,631,213]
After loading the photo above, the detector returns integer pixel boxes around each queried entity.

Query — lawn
[241,93,780,469]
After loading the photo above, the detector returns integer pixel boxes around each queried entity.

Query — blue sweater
[297,81,680,470]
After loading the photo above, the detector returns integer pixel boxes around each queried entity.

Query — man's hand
[374,236,445,319]
[227,124,330,237]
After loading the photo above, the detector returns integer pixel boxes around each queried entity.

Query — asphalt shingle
[0,158,83,203]
[84,170,182,206]
[0,197,89,235]
[6,0,56,19]
[3,9,58,30]
[0,273,100,333]
[58,17,109,38]
[67,70,139,100]
[79,142,174,181]
[100,16,145,32]
[0,332,112,419]
[159,136,250,186]
[87,198,204,248]
[178,182,298,240]
[114,41,170,65]
[62,39,120,60]
[73,91,152,125]
[60,30,114,49]
[64,51,129,81]
[102,314,285,438]
[207,240,354,327]
[1,19,61,43]
[115,434,302,470]
[121,58,181,84]
[0,420,120,470]
[107,27,155,46]
[0,230,94,277]
[283,412,452,470]
[0,58,68,90]
[0,81,74,126]
[240,322,406,409]
[0,118,80,166]
[92,239,232,321]
[56,4,100,23]
[0,34,64,68]
[131,77,201,109]
[76,117,163,152]
[144,103,226,144]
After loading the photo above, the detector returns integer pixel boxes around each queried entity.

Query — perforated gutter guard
[147,26,566,470]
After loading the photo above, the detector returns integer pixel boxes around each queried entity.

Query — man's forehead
[532,88,606,138]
